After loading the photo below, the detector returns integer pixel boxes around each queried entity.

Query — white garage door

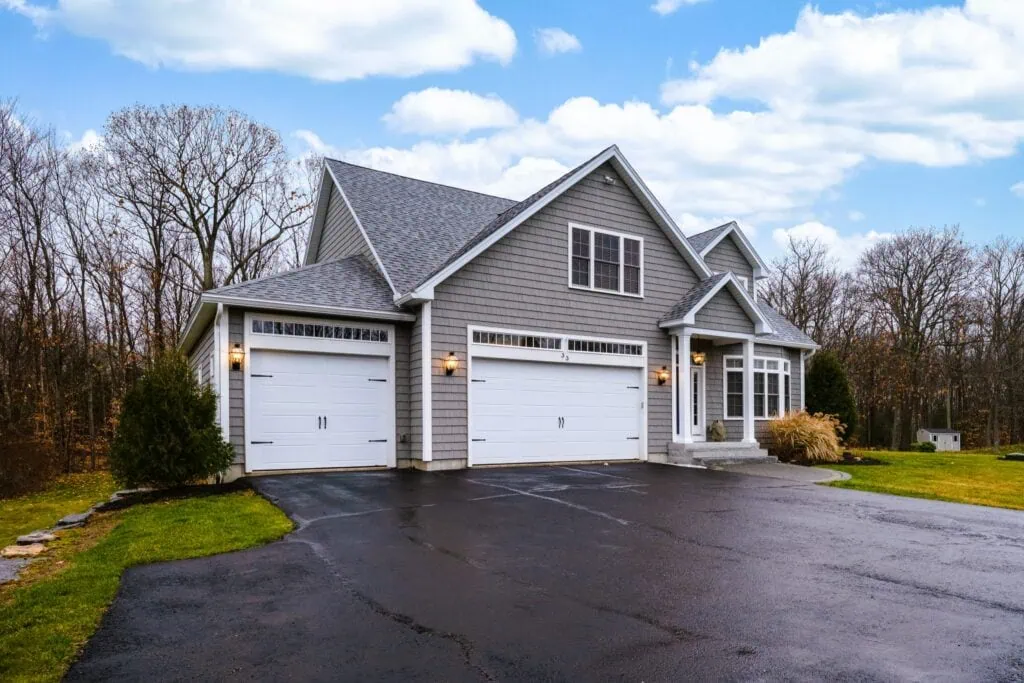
[470,359,643,465]
[248,350,390,471]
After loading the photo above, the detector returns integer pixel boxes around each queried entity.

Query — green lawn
[0,489,293,683]
[824,449,1024,511]
[0,472,117,546]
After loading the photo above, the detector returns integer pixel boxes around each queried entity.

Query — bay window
[569,224,643,296]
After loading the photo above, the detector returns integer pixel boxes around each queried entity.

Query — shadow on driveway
[67,464,1024,681]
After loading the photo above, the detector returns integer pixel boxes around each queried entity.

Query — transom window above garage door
[567,339,643,356]
[251,318,389,343]
[472,330,562,350]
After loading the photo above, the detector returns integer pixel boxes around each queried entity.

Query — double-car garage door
[470,358,644,465]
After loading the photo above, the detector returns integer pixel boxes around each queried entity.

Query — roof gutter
[203,294,416,322]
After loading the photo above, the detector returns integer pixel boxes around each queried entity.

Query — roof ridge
[325,158,518,204]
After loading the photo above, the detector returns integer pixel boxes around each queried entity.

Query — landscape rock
[0,558,28,584]
[2,543,46,558]
[56,511,92,528]
[16,531,57,545]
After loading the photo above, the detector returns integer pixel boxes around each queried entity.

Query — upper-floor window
[569,223,643,297]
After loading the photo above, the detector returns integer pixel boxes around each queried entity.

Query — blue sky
[2,0,1022,267]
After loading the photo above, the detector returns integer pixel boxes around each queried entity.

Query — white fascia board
[202,294,416,322]
[322,163,399,295]
[177,300,217,353]
[698,222,770,279]
[302,168,334,266]
[608,152,714,280]
[407,145,713,298]
[660,273,773,334]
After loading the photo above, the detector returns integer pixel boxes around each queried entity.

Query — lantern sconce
[444,352,459,376]
[229,343,244,371]
[656,366,670,385]
[691,351,706,367]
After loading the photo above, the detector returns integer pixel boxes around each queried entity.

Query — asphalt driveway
[68,464,1024,682]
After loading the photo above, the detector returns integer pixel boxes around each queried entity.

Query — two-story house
[180,146,817,479]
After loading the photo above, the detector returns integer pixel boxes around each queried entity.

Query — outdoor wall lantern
[656,366,670,385]
[230,343,244,371]
[691,351,706,367]
[444,352,459,376]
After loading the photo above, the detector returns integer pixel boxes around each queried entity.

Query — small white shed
[917,428,961,452]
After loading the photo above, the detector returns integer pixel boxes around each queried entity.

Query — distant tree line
[765,229,1024,450]
[0,101,318,490]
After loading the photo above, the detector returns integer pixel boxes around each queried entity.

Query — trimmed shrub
[806,351,858,442]
[910,441,937,453]
[110,351,233,489]
[768,411,844,464]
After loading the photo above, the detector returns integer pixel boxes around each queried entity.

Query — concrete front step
[667,442,777,467]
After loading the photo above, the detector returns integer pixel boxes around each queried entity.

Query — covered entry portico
[658,273,775,463]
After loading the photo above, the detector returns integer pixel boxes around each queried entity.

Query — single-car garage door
[248,350,390,471]
[470,358,643,465]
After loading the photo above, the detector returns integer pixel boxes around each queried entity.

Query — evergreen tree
[110,351,233,488]
[806,351,859,442]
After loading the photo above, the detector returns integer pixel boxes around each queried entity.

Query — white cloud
[848,210,866,222]
[5,0,516,81]
[662,2,1024,168]
[1012,182,1024,197]
[67,129,102,153]
[773,221,892,270]
[535,28,581,56]
[651,0,709,16]
[383,88,518,136]
[974,197,987,207]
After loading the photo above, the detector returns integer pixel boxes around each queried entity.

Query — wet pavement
[68,464,1024,681]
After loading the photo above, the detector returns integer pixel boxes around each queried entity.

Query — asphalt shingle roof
[325,159,516,294]
[755,303,817,346]
[209,255,402,313]
[660,273,730,323]
[687,222,735,253]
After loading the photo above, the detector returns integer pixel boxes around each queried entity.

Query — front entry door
[691,366,706,441]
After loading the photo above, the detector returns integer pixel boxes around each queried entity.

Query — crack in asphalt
[401,532,707,645]
[287,536,497,682]
[829,565,1024,616]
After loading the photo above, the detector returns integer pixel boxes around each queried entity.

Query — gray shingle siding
[430,163,702,461]
[394,322,412,462]
[228,308,245,464]
[409,310,423,461]
[704,235,755,298]
[316,184,375,264]
[693,288,755,334]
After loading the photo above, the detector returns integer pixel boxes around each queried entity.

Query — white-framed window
[568,223,643,297]
[251,318,389,343]
[724,355,792,419]
[725,358,745,418]
[932,434,938,443]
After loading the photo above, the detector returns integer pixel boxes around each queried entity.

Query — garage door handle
[318,416,322,429]
[250,440,274,445]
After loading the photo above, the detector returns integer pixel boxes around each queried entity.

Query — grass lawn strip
[0,473,117,547]
[824,449,1024,511]
[0,489,292,683]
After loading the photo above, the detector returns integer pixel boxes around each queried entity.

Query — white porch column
[679,333,692,443]
[743,339,756,444]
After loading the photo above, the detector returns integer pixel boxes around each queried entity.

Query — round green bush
[806,351,858,442]
[110,351,234,488]
[911,441,937,453]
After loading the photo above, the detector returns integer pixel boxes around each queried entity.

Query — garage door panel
[248,350,391,471]
[471,358,642,465]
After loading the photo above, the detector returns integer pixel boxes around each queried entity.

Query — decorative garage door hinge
[471,379,486,383]
[250,440,274,445]
[472,438,487,442]
[251,374,273,378]
[368,439,388,443]
[627,385,640,389]
[368,378,387,382]
[626,436,640,440]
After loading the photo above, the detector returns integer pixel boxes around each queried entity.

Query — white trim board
[697,221,769,279]
[400,145,713,303]
[660,273,773,335]
[203,294,416,322]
